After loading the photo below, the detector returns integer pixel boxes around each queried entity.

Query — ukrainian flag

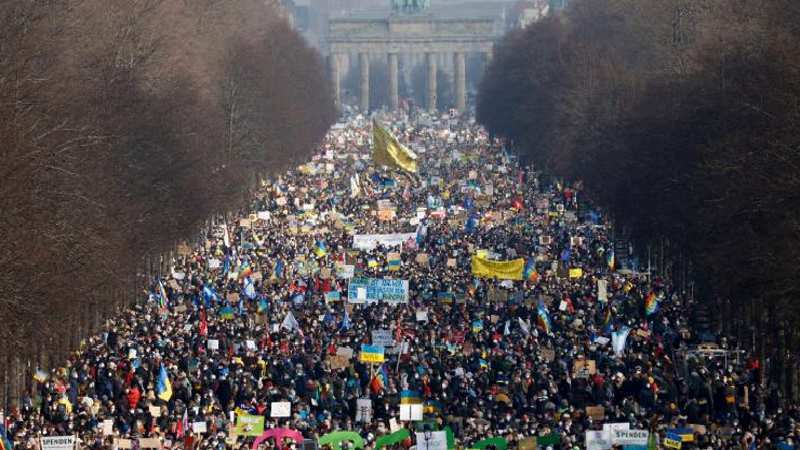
[157,364,173,401]
[666,428,694,443]
[400,390,422,404]
[219,306,235,320]
[314,240,328,258]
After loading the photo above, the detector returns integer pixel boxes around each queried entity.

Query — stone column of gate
[329,53,341,110]
[359,52,370,113]
[426,52,437,112]
[454,51,466,112]
[388,53,399,111]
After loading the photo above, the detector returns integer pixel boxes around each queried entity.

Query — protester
[3,109,797,450]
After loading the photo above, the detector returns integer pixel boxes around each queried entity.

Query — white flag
[518,318,530,335]
[612,326,631,356]
[281,311,301,333]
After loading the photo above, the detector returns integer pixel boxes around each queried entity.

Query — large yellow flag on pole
[372,120,418,173]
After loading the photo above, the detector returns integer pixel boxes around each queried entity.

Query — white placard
[399,404,423,421]
[207,339,219,350]
[208,258,221,269]
[270,402,291,418]
[415,431,448,450]
[416,310,428,322]
[585,430,612,450]
[355,398,372,423]
[597,279,608,302]
[611,429,649,446]
[192,421,207,433]
[41,436,76,450]
[245,340,257,350]
[102,419,114,436]
[257,211,271,221]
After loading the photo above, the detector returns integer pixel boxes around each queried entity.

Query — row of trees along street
[0,0,336,407]
[477,0,800,400]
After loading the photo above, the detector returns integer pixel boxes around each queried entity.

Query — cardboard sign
[518,437,537,450]
[149,405,162,417]
[573,359,597,378]
[585,406,605,421]
[327,355,349,370]
[447,258,457,268]
[270,402,291,418]
[115,439,133,449]
[138,438,162,449]
[415,253,429,267]
[540,348,555,362]
[378,209,397,221]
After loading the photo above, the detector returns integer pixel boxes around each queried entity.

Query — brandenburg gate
[328,0,500,112]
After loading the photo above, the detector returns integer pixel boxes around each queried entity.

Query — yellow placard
[471,256,524,281]
[360,352,385,363]
[569,268,583,278]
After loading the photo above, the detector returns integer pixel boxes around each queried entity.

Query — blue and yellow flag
[372,120,418,173]
[471,255,524,281]
[314,240,328,258]
[157,364,173,401]
[400,390,422,404]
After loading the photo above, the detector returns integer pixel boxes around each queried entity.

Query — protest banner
[352,233,416,250]
[234,414,265,437]
[115,439,133,449]
[360,344,385,363]
[471,255,524,280]
[347,278,409,304]
[270,402,291,418]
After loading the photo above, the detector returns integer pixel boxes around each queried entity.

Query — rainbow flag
[387,253,402,271]
[645,291,659,316]
[606,249,615,271]
[0,422,12,450]
[238,262,253,279]
[371,364,389,393]
[537,301,552,334]
[400,390,422,404]
[523,259,538,281]
[158,280,169,308]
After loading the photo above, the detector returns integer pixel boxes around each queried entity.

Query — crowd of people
[3,109,799,450]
